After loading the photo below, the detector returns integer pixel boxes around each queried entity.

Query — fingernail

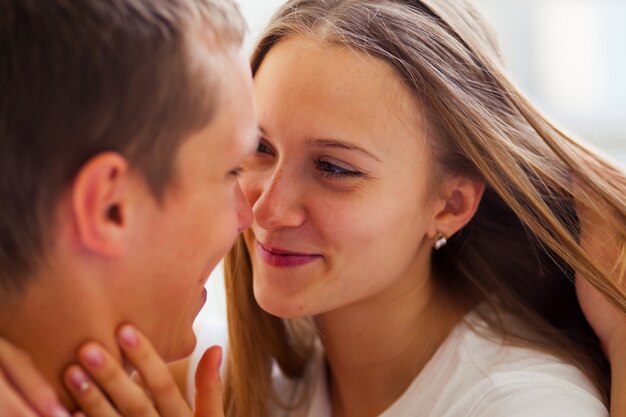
[130,370,142,384]
[217,347,223,370]
[82,345,104,368]
[119,325,139,348]
[214,347,223,382]
[68,368,90,394]
[49,404,71,417]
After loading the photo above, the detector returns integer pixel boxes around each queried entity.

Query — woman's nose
[252,169,306,231]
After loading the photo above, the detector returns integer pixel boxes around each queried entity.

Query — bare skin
[0,325,221,417]
[575,179,626,417]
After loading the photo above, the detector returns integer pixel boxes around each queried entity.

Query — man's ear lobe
[429,176,485,239]
[71,152,130,256]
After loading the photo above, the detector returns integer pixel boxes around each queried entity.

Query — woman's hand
[65,324,224,417]
[576,243,626,417]
[0,337,71,417]
[574,180,626,362]
[576,278,626,363]
[574,178,626,416]
[192,346,225,417]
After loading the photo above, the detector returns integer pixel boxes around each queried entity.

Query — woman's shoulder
[398,313,608,417]
[457,367,608,417]
[462,332,606,415]
[462,312,604,392]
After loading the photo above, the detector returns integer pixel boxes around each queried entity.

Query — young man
[0,0,256,415]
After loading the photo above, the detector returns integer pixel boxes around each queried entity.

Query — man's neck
[0,271,122,409]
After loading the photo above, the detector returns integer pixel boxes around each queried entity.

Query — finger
[117,325,191,417]
[0,338,71,417]
[75,343,160,417]
[0,369,41,417]
[193,346,224,417]
[129,370,154,403]
[64,365,120,417]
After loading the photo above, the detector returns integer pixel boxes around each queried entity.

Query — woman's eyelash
[314,158,363,179]
[255,139,362,180]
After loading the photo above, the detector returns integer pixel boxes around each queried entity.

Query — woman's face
[241,37,443,318]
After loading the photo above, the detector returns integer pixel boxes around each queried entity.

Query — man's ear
[426,176,485,241]
[71,152,131,256]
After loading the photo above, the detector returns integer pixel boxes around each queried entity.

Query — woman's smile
[255,240,322,268]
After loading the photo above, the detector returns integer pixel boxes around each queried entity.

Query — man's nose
[236,182,253,233]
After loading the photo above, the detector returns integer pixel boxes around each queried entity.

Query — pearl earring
[433,234,448,250]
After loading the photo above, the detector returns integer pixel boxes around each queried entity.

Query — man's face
[114,44,257,362]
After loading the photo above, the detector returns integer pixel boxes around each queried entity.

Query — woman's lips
[256,241,321,267]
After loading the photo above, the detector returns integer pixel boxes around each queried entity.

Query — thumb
[193,345,225,417]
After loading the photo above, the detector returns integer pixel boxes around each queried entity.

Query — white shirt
[188,311,608,417]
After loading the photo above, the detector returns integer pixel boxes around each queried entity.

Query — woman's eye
[314,158,363,180]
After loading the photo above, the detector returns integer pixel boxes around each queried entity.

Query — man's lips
[195,287,208,313]
[255,241,321,267]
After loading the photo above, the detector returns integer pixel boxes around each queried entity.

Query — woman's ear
[427,175,485,241]
[71,152,131,256]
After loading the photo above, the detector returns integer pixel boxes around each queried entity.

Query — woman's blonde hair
[223,1,626,416]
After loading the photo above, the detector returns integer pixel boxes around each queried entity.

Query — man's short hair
[0,0,245,291]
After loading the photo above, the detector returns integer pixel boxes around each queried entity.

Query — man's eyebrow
[306,137,381,162]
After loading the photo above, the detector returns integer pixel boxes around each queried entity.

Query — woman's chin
[253,285,315,320]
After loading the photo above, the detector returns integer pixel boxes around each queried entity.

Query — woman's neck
[316,275,463,417]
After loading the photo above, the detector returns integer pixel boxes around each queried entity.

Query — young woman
[217,1,626,416]
[1,0,625,416]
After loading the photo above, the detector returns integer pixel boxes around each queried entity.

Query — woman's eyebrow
[306,137,381,162]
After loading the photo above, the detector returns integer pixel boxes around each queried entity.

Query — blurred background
[199,0,626,323]
[238,0,626,164]
[473,0,626,164]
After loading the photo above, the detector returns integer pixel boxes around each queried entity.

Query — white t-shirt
[188,311,608,417]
